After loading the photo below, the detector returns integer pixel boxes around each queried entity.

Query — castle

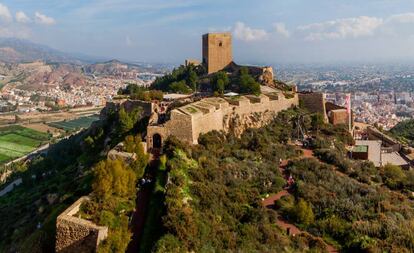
[145,32,299,150]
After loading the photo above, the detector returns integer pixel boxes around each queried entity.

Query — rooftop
[355,140,381,167]
[354,140,408,167]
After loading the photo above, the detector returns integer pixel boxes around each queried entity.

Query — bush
[154,234,183,253]
[293,199,315,226]
[382,164,406,189]
[97,217,131,253]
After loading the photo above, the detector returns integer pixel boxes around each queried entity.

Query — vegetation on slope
[390,119,414,147]
[283,158,414,252]
[0,103,147,252]
[147,108,414,252]
[150,108,335,252]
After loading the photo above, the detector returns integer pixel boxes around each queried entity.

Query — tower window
[219,41,223,47]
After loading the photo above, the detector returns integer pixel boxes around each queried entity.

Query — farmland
[47,115,99,131]
[0,125,50,164]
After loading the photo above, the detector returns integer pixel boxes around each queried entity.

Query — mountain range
[0,38,86,64]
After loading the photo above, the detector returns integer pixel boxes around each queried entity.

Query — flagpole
[348,93,352,132]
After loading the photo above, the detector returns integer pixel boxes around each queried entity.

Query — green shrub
[382,163,406,189]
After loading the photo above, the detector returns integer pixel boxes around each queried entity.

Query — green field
[0,125,50,164]
[48,115,99,131]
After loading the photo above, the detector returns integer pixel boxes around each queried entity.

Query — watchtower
[202,33,233,74]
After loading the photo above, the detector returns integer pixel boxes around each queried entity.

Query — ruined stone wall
[101,99,155,121]
[56,197,108,253]
[202,33,233,74]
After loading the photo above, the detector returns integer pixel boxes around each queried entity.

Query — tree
[212,71,230,94]
[216,79,225,94]
[92,159,137,199]
[124,134,149,177]
[187,69,198,91]
[118,107,142,133]
[294,199,314,226]
[92,161,113,199]
[311,113,325,134]
[238,67,261,95]
[154,234,183,253]
[169,81,192,94]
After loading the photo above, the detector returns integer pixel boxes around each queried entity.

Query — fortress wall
[102,100,155,120]
[147,94,299,148]
[165,112,194,144]
[191,108,226,144]
[123,100,155,117]
[232,94,298,116]
[56,197,108,253]
[298,93,327,120]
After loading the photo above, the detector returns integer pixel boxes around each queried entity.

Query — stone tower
[202,33,233,74]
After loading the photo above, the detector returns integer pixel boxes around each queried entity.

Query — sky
[2,0,414,64]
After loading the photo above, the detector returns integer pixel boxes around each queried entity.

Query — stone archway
[152,134,162,149]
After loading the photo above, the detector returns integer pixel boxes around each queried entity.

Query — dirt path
[126,150,160,253]
[262,153,338,253]
[126,182,152,253]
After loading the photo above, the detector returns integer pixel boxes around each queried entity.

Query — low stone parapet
[56,197,108,253]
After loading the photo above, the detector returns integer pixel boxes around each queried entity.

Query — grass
[185,107,198,114]
[0,125,50,164]
[48,115,99,131]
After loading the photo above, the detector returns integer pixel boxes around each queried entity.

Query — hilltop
[0,38,81,64]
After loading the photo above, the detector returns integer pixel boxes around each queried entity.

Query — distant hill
[0,38,83,64]
[83,59,166,77]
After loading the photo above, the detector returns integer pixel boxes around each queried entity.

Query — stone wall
[298,92,327,121]
[101,99,155,121]
[56,197,108,253]
[147,93,298,149]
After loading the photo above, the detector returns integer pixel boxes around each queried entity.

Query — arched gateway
[152,134,162,149]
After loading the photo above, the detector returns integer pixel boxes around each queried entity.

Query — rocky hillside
[1,61,89,91]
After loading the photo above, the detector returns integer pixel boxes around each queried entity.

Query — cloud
[0,3,12,23]
[386,13,414,24]
[233,22,268,42]
[15,11,30,23]
[274,23,290,38]
[34,12,56,25]
[298,16,383,41]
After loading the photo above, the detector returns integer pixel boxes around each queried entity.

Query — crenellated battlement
[147,92,298,149]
